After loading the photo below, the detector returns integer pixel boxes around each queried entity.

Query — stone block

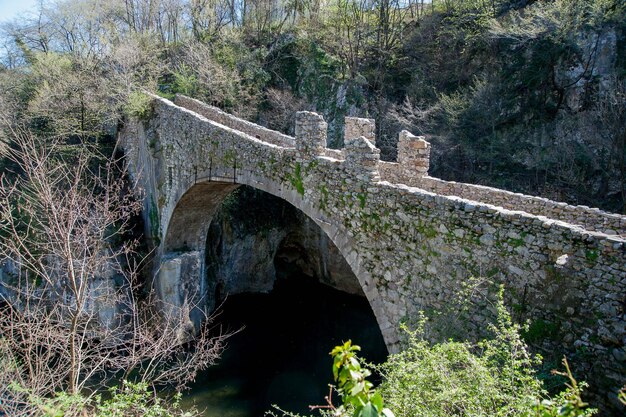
[345,117,375,143]
[295,111,327,159]
[344,135,381,182]
[397,130,430,177]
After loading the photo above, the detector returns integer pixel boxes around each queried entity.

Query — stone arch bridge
[120,94,625,395]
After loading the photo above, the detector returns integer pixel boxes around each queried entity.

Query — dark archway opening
[182,186,387,416]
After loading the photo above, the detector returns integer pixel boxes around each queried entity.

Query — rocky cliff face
[204,186,363,307]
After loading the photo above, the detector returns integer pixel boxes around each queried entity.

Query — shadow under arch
[159,174,393,348]
[204,185,365,306]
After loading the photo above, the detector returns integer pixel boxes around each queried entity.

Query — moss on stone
[288,162,305,196]
[148,198,161,246]
[523,318,560,343]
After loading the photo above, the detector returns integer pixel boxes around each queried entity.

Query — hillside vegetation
[1,0,624,211]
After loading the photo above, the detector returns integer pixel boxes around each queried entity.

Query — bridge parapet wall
[372,132,625,236]
[174,94,296,148]
[344,116,376,143]
[410,176,626,236]
[397,130,431,176]
[170,93,623,236]
[143,94,626,241]
[344,136,381,182]
[323,148,344,159]
[343,116,380,182]
[295,111,327,160]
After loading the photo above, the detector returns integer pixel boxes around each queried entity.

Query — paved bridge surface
[120,94,626,397]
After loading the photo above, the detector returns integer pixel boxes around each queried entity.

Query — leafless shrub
[0,127,228,416]
[262,87,310,134]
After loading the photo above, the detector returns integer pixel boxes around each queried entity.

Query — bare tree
[0,127,227,416]
[326,0,370,79]
[187,0,235,41]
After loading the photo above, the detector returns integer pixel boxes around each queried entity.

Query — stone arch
[160,174,394,347]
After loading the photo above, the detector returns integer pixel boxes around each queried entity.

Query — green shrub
[330,341,394,417]
[532,359,596,417]
[95,382,194,417]
[124,91,153,120]
[15,381,197,417]
[270,291,606,417]
[173,64,199,96]
[375,294,596,417]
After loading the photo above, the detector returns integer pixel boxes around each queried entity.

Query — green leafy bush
[96,382,194,417]
[375,295,597,417]
[172,64,199,97]
[271,290,604,417]
[532,359,596,417]
[15,381,197,417]
[330,341,394,417]
[125,91,153,120]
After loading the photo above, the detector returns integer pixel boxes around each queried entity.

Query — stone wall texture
[120,93,626,410]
